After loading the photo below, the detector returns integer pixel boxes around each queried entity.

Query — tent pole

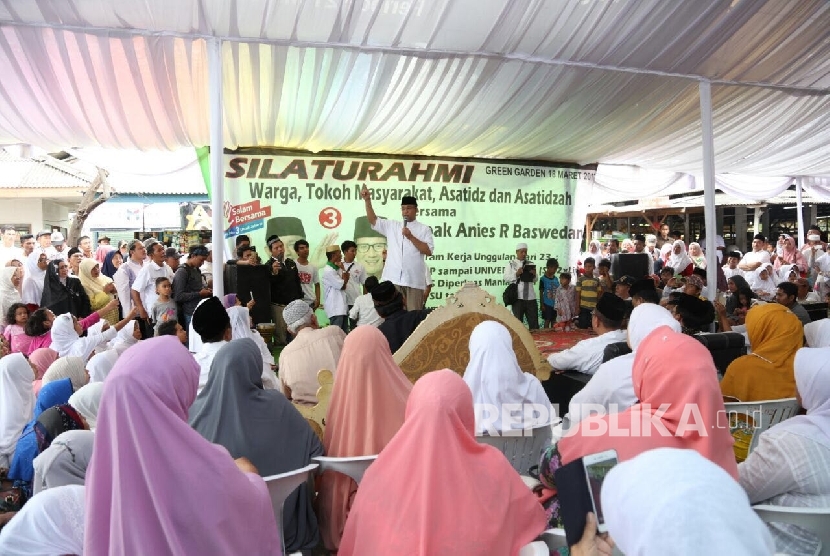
[796,177,805,248]
[208,37,225,299]
[699,81,718,307]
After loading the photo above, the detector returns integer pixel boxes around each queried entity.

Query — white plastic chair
[722,397,800,454]
[518,541,549,555]
[539,528,568,550]
[262,463,319,556]
[476,425,552,475]
[753,505,830,556]
[312,455,378,484]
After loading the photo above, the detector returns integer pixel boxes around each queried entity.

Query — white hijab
[0,353,35,467]
[804,319,830,348]
[777,263,798,283]
[582,240,602,262]
[0,484,85,555]
[227,306,274,366]
[602,448,776,555]
[748,263,778,294]
[21,250,47,305]
[463,320,551,433]
[50,313,114,361]
[774,348,830,449]
[68,382,104,430]
[87,349,119,383]
[667,240,693,273]
[33,429,94,495]
[42,356,89,392]
[107,320,139,354]
[0,266,21,326]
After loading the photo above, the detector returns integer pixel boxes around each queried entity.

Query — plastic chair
[753,505,830,556]
[262,463,319,556]
[312,455,378,485]
[477,425,552,475]
[722,398,800,454]
[518,541,549,555]
[539,528,568,550]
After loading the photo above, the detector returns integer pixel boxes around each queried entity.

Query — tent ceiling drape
[0,0,828,176]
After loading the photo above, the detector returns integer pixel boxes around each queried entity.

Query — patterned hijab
[34,404,86,454]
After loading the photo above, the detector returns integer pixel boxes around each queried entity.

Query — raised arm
[360,185,377,226]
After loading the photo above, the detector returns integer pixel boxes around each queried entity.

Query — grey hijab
[189,338,323,553]
[32,429,94,495]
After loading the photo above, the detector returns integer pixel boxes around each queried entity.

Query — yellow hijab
[721,303,802,401]
[78,258,112,297]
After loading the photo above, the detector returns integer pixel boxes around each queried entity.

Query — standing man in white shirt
[738,234,771,272]
[504,243,539,330]
[321,245,350,334]
[46,232,68,261]
[113,240,146,313]
[294,239,320,310]
[341,240,366,330]
[0,225,22,267]
[35,230,52,254]
[360,186,434,311]
[131,242,174,326]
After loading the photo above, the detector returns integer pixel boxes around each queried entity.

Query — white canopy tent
[1,0,829,294]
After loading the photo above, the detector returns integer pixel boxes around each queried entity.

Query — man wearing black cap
[547,293,628,375]
[738,234,771,272]
[164,247,182,273]
[614,275,636,301]
[629,278,660,306]
[191,296,233,393]
[361,185,434,311]
[372,280,431,353]
[668,293,716,335]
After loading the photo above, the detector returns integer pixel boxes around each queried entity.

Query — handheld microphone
[403,215,409,228]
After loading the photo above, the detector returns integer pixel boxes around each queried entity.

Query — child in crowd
[539,258,560,329]
[722,251,744,281]
[3,302,31,354]
[554,272,577,331]
[732,288,755,324]
[151,277,178,335]
[597,259,613,293]
[575,258,600,329]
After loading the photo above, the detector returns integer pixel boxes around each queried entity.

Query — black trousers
[512,298,539,330]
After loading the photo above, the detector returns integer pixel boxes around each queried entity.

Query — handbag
[503,282,518,306]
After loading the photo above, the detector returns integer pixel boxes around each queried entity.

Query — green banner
[211,149,593,306]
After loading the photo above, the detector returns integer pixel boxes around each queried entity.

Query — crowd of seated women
[0,280,828,554]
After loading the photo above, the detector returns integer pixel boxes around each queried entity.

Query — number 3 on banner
[319,207,342,229]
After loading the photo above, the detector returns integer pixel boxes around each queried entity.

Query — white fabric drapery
[0,1,827,177]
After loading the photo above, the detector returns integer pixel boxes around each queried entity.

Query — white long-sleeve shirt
[504,259,538,301]
[349,292,383,327]
[373,218,434,290]
[547,329,627,375]
[739,429,830,556]
[567,352,638,426]
[113,258,143,312]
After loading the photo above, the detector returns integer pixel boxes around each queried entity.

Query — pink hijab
[84,336,281,555]
[559,326,738,480]
[339,369,546,555]
[317,326,412,551]
[29,347,58,396]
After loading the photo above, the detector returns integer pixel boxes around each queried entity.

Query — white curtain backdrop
[0,1,828,178]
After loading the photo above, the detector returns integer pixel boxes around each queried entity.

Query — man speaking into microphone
[361,185,434,310]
